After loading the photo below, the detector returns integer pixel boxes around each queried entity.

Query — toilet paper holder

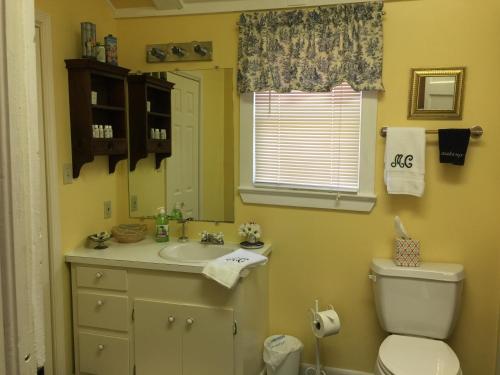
[306,300,341,375]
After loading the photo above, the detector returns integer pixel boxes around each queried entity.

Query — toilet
[370,258,464,375]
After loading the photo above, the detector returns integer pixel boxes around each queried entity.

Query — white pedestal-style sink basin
[158,241,239,263]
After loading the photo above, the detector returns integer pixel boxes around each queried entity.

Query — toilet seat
[377,335,460,375]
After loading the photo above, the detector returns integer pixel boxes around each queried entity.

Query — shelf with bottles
[128,74,174,171]
[65,59,130,178]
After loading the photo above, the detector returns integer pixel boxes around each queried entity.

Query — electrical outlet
[63,163,73,184]
[104,201,112,219]
[130,195,138,212]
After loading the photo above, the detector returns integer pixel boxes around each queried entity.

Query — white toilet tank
[370,258,464,340]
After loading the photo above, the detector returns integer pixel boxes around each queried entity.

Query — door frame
[0,0,38,373]
[35,10,68,375]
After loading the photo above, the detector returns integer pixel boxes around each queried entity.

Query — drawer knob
[97,344,105,351]
[186,318,194,326]
[96,300,105,307]
[95,272,103,279]
[168,316,175,323]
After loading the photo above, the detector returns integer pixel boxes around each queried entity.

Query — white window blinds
[253,83,363,192]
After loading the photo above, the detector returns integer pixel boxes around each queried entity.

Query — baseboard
[260,363,372,375]
[300,363,373,375]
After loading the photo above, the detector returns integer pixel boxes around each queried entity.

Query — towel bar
[380,125,483,138]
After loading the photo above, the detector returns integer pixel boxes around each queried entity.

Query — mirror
[128,68,235,223]
[408,67,465,119]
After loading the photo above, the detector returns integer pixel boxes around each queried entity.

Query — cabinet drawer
[79,332,129,375]
[76,266,128,291]
[77,291,129,332]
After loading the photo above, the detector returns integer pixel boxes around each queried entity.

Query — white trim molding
[112,0,378,18]
[35,10,69,375]
[239,92,378,213]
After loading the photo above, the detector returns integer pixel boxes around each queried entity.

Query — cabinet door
[181,304,234,375]
[134,299,182,375]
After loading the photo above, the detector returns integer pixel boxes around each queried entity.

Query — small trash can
[263,335,303,375]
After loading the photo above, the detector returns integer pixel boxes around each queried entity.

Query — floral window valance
[237,2,384,93]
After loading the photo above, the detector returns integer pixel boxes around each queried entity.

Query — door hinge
[233,320,238,335]
[132,308,135,321]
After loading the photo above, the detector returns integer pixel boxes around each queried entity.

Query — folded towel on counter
[384,127,426,197]
[438,128,471,165]
[202,249,268,289]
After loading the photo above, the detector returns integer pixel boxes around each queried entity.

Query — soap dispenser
[155,207,169,242]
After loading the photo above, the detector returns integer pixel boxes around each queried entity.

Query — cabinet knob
[168,316,175,323]
[186,318,194,326]
[95,272,103,279]
[96,300,105,307]
[97,344,105,351]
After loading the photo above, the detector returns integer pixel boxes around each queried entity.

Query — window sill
[239,186,376,212]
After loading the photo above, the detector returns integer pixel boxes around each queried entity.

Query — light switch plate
[104,201,112,219]
[63,163,73,184]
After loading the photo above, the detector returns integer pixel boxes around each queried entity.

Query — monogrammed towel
[202,249,268,289]
[438,128,471,165]
[384,127,426,197]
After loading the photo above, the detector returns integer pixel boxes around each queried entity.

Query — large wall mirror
[408,67,465,119]
[128,68,235,223]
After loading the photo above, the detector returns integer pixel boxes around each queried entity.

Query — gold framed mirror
[408,67,465,119]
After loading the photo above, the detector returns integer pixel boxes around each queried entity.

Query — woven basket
[111,224,147,243]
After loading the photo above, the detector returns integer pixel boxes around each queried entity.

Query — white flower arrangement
[238,222,261,243]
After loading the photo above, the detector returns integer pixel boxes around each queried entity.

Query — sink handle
[168,316,175,323]
[186,318,194,326]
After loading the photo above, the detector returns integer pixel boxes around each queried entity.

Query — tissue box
[394,238,420,267]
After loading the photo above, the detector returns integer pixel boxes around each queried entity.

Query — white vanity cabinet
[134,299,234,375]
[66,241,270,375]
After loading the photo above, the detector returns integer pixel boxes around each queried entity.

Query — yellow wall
[117,1,500,373]
[35,0,500,373]
[35,0,124,249]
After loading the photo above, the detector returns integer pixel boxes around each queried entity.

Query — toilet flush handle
[368,274,377,282]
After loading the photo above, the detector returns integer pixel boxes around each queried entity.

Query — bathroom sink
[158,241,238,263]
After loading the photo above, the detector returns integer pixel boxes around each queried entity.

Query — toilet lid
[378,335,460,375]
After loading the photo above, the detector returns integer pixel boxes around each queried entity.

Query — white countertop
[65,237,272,274]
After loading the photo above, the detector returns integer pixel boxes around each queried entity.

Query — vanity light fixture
[146,41,213,62]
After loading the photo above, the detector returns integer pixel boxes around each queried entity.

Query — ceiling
[107,0,372,18]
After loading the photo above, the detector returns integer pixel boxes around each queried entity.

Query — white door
[166,73,200,219]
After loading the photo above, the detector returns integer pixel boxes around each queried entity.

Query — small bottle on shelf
[109,125,113,138]
[150,128,155,139]
[92,125,98,138]
[154,128,160,140]
[160,129,167,140]
[98,125,104,138]
[146,101,151,112]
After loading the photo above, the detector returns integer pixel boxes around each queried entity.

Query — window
[240,84,378,212]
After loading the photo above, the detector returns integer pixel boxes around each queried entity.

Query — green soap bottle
[155,207,169,242]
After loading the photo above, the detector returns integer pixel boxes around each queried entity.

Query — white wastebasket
[263,335,303,375]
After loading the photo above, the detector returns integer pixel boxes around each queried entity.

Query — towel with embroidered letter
[384,127,426,197]
[438,128,471,165]
[202,249,268,289]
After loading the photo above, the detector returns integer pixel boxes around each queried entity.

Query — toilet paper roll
[312,310,341,338]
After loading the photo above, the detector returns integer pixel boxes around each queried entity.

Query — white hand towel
[384,127,426,197]
[202,249,268,289]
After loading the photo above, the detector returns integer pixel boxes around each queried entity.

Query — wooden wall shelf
[128,74,174,171]
[65,59,130,178]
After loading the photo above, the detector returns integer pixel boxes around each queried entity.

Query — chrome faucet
[177,217,193,242]
[200,231,224,245]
